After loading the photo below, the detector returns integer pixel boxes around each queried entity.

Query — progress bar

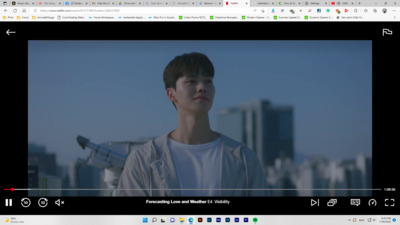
[4,188,383,191]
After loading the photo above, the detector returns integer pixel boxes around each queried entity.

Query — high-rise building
[217,99,294,168]
[28,143,63,196]
[356,154,372,196]
[28,143,58,176]
[67,161,102,196]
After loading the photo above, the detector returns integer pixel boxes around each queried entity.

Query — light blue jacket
[116,132,268,196]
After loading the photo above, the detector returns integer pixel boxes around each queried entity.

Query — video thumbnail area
[27,40,372,197]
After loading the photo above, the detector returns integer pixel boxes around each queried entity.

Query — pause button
[5,199,12,207]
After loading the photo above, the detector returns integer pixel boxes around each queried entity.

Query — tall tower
[217,99,294,168]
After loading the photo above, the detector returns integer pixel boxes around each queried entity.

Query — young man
[117,52,268,196]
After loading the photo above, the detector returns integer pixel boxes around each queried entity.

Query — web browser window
[0,0,398,224]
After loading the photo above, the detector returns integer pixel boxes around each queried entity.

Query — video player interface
[0,2,398,222]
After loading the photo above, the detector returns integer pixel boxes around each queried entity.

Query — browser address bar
[38,9,121,12]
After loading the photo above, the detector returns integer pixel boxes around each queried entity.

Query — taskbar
[0,215,399,225]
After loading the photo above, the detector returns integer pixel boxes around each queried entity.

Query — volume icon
[5,199,12,207]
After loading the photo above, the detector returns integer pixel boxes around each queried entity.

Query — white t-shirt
[168,137,222,196]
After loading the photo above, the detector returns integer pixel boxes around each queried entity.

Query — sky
[28,40,372,166]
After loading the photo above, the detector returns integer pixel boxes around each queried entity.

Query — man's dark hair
[163,52,215,90]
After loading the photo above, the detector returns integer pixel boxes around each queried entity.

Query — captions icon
[351,199,361,206]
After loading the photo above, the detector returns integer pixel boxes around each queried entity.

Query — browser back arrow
[6,29,16,36]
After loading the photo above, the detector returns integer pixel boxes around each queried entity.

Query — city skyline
[28,40,372,166]
[28,142,372,197]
